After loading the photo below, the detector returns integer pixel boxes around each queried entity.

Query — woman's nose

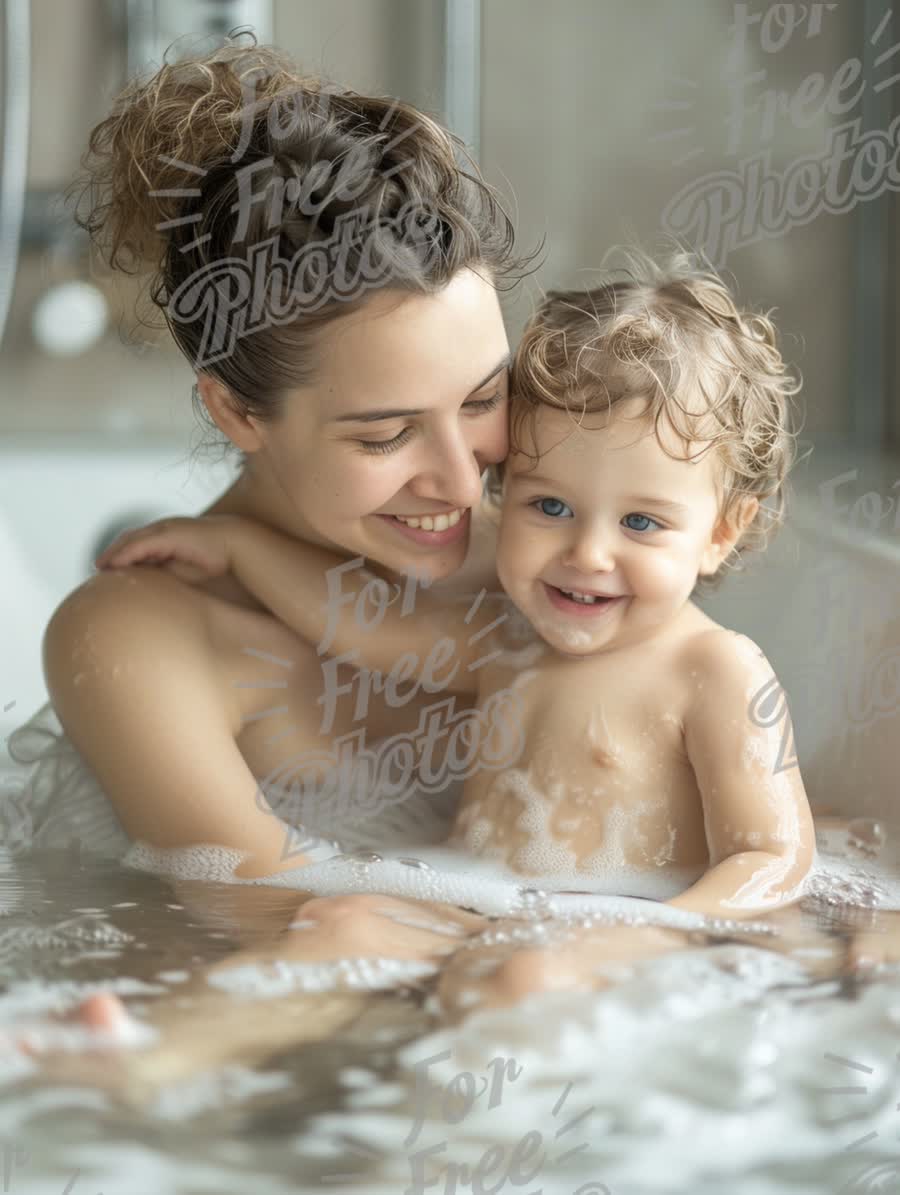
[412,431,488,509]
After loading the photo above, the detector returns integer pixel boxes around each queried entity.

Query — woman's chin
[364,521,471,584]
[354,549,462,592]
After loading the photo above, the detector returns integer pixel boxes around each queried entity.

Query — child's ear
[698,494,760,575]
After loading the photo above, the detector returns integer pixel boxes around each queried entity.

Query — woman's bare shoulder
[46,565,211,642]
[43,567,220,713]
[43,566,314,739]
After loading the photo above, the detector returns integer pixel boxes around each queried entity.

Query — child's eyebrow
[509,474,691,516]
[508,472,563,488]
[626,496,692,514]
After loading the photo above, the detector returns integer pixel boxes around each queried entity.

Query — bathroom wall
[696,449,900,821]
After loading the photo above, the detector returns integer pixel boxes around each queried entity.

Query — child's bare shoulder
[677,625,776,692]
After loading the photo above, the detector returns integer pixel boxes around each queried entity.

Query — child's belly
[448,740,711,881]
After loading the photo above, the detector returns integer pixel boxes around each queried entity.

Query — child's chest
[453,649,711,875]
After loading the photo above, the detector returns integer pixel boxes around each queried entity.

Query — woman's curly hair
[489,247,802,593]
[67,33,540,462]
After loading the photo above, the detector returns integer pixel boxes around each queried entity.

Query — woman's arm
[96,514,508,696]
[668,630,816,921]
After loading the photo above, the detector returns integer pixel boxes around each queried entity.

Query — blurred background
[1,0,898,817]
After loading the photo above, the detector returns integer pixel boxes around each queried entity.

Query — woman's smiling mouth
[390,508,465,531]
[377,507,469,545]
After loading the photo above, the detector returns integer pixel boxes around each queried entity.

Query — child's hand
[93,514,241,585]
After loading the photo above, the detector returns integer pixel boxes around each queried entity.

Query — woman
[6,38,578,1037]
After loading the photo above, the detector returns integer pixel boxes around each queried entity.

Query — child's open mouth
[543,582,626,618]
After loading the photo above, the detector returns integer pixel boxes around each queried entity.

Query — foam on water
[149,1065,295,1120]
[291,951,900,1194]
[206,956,439,998]
[124,838,716,928]
[122,820,900,939]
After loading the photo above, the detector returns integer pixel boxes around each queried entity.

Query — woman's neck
[201,467,402,588]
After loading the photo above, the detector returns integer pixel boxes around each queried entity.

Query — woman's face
[241,268,510,582]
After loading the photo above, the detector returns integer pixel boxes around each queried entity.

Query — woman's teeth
[392,508,464,532]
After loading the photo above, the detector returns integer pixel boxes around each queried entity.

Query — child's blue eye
[623,513,662,533]
[533,498,573,518]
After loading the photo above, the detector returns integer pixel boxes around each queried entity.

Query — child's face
[495,399,730,657]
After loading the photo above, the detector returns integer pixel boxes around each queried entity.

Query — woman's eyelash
[356,391,504,454]
[359,428,415,455]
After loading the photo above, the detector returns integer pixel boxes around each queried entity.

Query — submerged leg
[270,892,488,964]
[436,901,857,1022]
[6,892,490,1089]
[436,921,694,1022]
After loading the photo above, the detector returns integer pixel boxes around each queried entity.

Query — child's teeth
[562,589,601,604]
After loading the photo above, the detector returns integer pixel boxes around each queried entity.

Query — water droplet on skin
[346,849,383,864]
[847,818,887,857]
[397,857,433,871]
[517,887,550,919]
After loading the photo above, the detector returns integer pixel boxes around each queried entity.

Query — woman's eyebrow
[329,354,511,424]
[468,353,511,392]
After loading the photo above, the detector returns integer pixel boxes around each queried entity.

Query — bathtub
[0,435,236,754]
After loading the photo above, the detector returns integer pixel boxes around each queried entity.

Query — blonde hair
[490,248,802,592]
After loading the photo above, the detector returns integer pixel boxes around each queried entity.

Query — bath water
[4,818,900,1194]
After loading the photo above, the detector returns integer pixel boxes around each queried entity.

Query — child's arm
[667,630,816,921]
[95,514,505,694]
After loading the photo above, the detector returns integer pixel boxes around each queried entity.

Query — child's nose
[562,529,616,574]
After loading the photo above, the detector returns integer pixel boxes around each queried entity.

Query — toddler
[96,251,816,922]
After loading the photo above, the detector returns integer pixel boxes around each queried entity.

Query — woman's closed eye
[356,391,505,455]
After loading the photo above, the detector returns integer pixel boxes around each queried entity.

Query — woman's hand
[94,514,244,585]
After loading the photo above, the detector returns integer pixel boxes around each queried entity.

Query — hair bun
[67,37,317,274]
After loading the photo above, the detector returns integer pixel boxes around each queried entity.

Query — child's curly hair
[488,248,802,593]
